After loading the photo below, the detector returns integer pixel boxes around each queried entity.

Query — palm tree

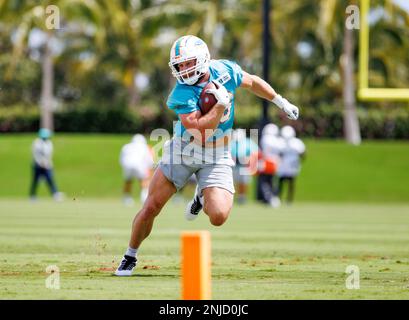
[367,1,409,89]
[342,20,361,145]
[316,0,361,144]
[256,0,361,142]
[77,0,210,111]
[0,0,97,130]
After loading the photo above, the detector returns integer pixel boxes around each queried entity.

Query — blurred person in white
[277,126,306,204]
[259,123,285,208]
[120,134,154,205]
[29,128,63,201]
[231,129,259,204]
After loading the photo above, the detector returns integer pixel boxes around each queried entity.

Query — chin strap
[193,73,206,85]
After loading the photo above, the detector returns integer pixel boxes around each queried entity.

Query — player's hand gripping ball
[199,80,231,114]
[199,81,218,114]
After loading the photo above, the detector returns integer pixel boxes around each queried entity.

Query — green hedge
[0,106,168,134]
[1,105,409,139]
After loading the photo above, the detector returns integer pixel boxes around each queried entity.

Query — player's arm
[179,81,231,144]
[179,105,225,144]
[240,71,299,120]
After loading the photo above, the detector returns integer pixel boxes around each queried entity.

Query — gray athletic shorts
[233,165,251,185]
[158,137,235,195]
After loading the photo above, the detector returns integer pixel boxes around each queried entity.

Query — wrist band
[272,94,285,110]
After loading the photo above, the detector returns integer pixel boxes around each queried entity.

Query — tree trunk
[341,26,361,145]
[40,32,54,131]
[128,67,140,110]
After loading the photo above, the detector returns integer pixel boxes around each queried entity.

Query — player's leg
[43,168,57,194]
[268,173,281,208]
[122,179,134,205]
[122,167,135,205]
[202,187,234,226]
[129,167,176,249]
[123,180,132,195]
[238,182,247,203]
[259,173,273,203]
[233,164,249,204]
[139,168,152,203]
[195,164,235,226]
[29,164,41,199]
[272,174,279,196]
[185,182,204,221]
[115,167,176,276]
[278,176,285,199]
[287,177,295,204]
[116,137,198,275]
[44,168,63,201]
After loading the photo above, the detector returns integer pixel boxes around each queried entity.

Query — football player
[277,126,306,204]
[115,35,299,276]
[29,128,64,202]
[259,123,285,207]
[119,134,155,205]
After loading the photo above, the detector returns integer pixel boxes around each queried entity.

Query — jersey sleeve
[219,59,243,88]
[166,85,200,115]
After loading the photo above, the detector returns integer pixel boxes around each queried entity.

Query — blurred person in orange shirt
[257,124,285,208]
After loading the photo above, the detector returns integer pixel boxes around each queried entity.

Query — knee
[209,214,228,226]
[138,197,162,220]
[204,205,231,227]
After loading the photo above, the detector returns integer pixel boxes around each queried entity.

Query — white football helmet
[132,134,147,145]
[169,35,210,85]
[262,123,279,137]
[281,126,296,140]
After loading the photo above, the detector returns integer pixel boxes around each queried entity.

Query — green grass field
[1,134,409,202]
[1,135,409,299]
[1,199,409,299]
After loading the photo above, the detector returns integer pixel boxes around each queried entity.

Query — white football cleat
[53,192,64,202]
[115,255,137,276]
[123,196,135,207]
[185,186,203,221]
[269,196,281,208]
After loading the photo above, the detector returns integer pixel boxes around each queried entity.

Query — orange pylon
[181,231,211,300]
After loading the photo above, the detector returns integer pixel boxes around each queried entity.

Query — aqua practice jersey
[166,59,243,142]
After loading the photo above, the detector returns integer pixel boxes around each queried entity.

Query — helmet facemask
[169,56,209,85]
[169,36,210,85]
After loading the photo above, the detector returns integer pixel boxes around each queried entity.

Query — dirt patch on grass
[0,272,21,276]
[98,267,116,272]
[143,265,160,270]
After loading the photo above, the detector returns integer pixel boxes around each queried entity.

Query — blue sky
[393,0,409,12]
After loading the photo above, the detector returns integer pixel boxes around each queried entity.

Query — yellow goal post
[358,0,409,101]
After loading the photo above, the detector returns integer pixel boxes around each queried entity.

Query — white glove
[206,81,231,109]
[272,94,299,120]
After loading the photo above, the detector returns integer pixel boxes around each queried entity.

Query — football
[199,81,218,114]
